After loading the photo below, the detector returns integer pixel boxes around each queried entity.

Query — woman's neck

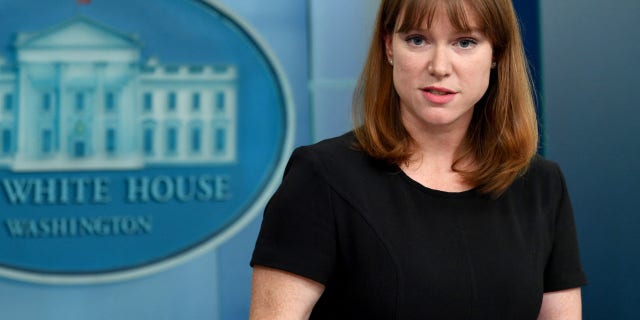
[401,122,474,192]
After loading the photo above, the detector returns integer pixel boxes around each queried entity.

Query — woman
[250,0,587,318]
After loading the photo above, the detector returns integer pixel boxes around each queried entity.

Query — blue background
[0,0,639,319]
[541,0,640,318]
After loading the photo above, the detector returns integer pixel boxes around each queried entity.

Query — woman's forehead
[394,0,481,33]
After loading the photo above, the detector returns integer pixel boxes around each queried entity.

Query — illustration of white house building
[0,16,237,171]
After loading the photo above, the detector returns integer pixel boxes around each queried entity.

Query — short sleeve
[543,164,588,292]
[250,147,337,285]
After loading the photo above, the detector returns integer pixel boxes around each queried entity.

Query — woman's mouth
[426,89,450,95]
[421,86,457,104]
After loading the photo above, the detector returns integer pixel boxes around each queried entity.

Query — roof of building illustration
[13,15,141,49]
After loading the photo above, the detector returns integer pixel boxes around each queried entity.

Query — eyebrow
[397,27,484,35]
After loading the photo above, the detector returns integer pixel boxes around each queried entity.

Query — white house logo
[0,1,293,283]
[2,16,237,171]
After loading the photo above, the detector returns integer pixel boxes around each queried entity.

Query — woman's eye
[457,39,477,49]
[406,36,425,46]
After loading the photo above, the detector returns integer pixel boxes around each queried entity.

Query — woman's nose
[427,46,452,78]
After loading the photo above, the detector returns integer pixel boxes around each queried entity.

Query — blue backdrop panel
[541,0,640,318]
[0,0,307,319]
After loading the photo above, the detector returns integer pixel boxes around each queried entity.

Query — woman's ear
[384,34,393,65]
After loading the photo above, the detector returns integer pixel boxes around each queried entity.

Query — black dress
[251,132,587,319]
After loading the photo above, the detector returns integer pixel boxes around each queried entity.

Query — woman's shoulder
[292,131,388,172]
[515,154,568,196]
[526,155,564,180]
[303,131,358,155]
[284,131,394,193]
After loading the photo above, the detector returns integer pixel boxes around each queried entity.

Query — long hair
[353,0,538,197]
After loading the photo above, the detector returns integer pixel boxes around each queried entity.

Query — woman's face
[385,6,493,136]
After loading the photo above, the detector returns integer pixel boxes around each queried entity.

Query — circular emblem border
[0,0,295,284]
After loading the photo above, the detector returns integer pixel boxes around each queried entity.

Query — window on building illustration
[215,92,225,112]
[2,129,11,154]
[191,126,201,153]
[143,127,154,156]
[42,93,51,112]
[165,66,179,73]
[106,128,116,154]
[75,92,85,112]
[3,94,12,112]
[105,92,116,112]
[214,128,226,153]
[74,141,86,158]
[42,129,52,154]
[192,92,200,112]
[167,127,178,155]
[168,92,177,112]
[143,92,153,112]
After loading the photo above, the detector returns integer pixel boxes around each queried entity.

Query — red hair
[353,0,538,197]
